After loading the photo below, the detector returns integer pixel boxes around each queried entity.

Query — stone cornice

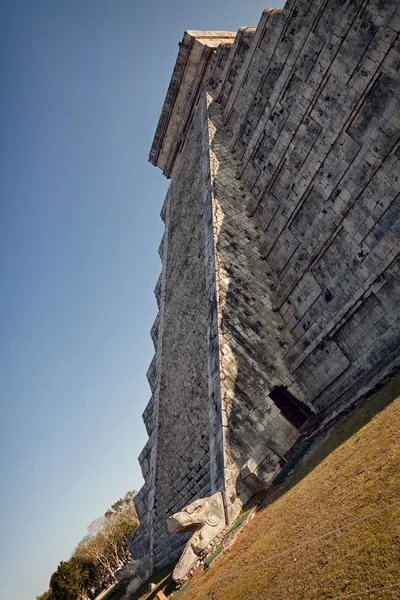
[149,30,236,177]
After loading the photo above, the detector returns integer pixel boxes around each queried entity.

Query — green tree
[48,556,100,600]
[49,560,81,600]
[36,592,55,600]
[104,490,136,519]
[43,490,138,600]
[74,490,139,578]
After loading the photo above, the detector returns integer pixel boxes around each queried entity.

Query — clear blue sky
[0,1,283,598]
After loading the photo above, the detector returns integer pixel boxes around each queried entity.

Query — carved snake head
[167,495,223,534]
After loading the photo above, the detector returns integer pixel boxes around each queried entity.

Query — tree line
[36,491,138,600]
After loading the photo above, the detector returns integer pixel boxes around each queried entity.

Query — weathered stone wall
[135,93,217,571]
[210,0,400,411]
[207,94,306,507]
[129,189,172,562]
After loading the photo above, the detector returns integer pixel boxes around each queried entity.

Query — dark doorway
[270,386,312,429]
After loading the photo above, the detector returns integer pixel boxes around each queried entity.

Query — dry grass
[102,582,127,600]
[130,562,176,600]
[102,562,176,600]
[179,375,400,600]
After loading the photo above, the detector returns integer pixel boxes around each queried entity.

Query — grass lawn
[177,374,400,600]
[130,562,177,600]
[101,582,127,600]
[100,562,177,600]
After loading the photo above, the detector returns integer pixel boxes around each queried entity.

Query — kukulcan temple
[126,0,400,589]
